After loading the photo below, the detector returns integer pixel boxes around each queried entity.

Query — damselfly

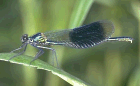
[9,20,133,67]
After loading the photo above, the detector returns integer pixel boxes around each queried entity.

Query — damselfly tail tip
[129,37,134,43]
[108,37,133,43]
[123,37,133,43]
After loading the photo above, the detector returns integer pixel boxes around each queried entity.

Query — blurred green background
[0,0,139,86]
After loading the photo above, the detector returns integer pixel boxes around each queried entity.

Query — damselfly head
[21,34,28,43]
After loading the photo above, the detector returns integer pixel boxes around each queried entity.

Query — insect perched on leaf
[9,20,133,67]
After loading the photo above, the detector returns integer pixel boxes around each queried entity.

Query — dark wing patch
[69,20,114,48]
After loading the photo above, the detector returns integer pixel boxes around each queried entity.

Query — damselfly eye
[21,34,28,43]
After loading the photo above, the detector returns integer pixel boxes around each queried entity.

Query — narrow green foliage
[0,53,93,86]
[68,0,94,28]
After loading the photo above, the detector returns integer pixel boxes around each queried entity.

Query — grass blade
[0,53,92,86]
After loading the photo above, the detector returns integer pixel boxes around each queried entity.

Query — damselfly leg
[36,46,59,68]
[10,44,27,53]
[9,44,27,60]
[29,48,44,65]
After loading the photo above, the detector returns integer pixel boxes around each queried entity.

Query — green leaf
[0,53,92,86]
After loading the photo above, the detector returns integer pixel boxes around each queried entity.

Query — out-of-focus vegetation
[0,0,138,86]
